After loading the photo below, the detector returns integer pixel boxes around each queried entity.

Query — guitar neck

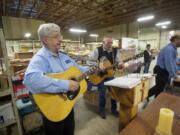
[105,63,118,70]
[123,52,143,63]
[104,52,144,71]
[77,68,95,82]
[77,73,88,82]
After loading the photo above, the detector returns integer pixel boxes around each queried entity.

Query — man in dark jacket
[143,44,153,73]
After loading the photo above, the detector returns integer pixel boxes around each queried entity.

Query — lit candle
[157,108,174,135]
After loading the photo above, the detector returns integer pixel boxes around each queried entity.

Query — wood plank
[0,119,16,128]
[119,93,180,135]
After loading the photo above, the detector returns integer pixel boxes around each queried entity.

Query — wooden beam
[84,3,180,29]
[55,0,95,23]
[56,0,121,24]
[28,0,37,16]
[3,0,6,15]
[71,0,126,24]
[88,12,180,30]
[35,2,46,18]
[76,0,178,26]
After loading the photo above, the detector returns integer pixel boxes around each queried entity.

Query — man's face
[42,32,62,53]
[175,38,180,47]
[103,38,113,50]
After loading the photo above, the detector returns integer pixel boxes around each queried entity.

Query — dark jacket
[144,50,152,63]
[97,46,117,64]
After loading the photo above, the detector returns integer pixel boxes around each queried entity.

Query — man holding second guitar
[24,23,89,135]
[89,36,125,119]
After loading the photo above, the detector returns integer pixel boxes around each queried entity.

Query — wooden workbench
[119,93,180,135]
[109,77,153,129]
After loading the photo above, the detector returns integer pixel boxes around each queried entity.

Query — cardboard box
[0,103,15,122]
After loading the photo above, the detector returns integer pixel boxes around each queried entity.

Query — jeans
[143,62,151,73]
[98,78,117,113]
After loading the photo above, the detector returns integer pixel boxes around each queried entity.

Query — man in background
[148,33,180,98]
[143,44,153,73]
[89,36,124,119]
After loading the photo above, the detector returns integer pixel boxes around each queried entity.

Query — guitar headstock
[123,52,144,63]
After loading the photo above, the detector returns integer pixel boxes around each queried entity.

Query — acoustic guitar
[88,52,144,85]
[33,66,95,122]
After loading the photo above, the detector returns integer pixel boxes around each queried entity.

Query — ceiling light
[69,28,87,33]
[156,21,171,26]
[90,34,99,37]
[137,15,154,22]
[161,26,167,29]
[24,33,31,38]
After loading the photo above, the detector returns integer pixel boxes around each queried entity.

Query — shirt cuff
[56,79,70,93]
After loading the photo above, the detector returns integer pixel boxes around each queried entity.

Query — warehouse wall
[2,17,179,55]
[86,22,179,51]
[2,16,45,40]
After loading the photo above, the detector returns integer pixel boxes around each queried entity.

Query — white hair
[38,23,60,40]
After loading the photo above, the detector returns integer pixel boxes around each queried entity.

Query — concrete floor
[74,57,158,135]
[74,97,119,135]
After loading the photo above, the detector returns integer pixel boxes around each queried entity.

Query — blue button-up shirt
[157,43,178,78]
[23,46,89,94]
[177,57,180,71]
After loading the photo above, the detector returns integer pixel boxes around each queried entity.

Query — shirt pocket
[63,59,74,69]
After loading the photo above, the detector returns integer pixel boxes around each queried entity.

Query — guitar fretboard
[103,52,144,70]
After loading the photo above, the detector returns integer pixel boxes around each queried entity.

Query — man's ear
[42,37,48,45]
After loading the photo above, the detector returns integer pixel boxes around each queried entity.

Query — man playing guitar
[89,35,125,119]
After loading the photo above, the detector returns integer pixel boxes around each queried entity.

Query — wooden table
[119,93,180,135]
[109,77,153,129]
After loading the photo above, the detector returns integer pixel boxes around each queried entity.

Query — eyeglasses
[46,35,62,41]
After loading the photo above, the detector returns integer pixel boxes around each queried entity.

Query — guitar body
[89,52,144,85]
[89,58,114,85]
[33,66,87,122]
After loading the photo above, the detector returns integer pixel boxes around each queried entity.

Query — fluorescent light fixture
[161,26,167,29]
[90,34,99,37]
[24,33,31,38]
[137,15,154,22]
[156,21,171,26]
[69,28,87,33]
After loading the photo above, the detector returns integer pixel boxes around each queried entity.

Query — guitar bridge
[59,94,67,101]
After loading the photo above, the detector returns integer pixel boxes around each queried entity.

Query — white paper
[104,77,141,89]
[126,73,153,79]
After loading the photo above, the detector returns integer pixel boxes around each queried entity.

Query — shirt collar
[169,43,177,50]
[42,45,61,57]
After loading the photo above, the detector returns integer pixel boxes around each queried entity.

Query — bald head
[102,36,113,50]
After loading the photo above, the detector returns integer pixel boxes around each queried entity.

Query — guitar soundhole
[67,77,80,100]
[98,70,108,77]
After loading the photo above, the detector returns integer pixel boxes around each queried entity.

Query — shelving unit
[0,29,22,135]
[0,89,11,98]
